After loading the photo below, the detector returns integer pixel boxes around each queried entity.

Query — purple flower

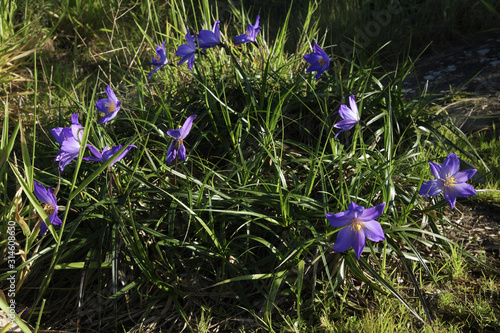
[418,153,476,209]
[83,144,136,167]
[197,21,221,51]
[234,15,262,44]
[96,85,122,124]
[176,29,197,70]
[50,113,84,172]
[148,41,168,79]
[303,43,330,80]
[326,201,386,259]
[334,95,360,138]
[34,181,62,236]
[166,115,197,164]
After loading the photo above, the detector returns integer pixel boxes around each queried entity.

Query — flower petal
[178,115,197,139]
[305,63,323,74]
[234,15,261,44]
[51,127,73,144]
[176,30,196,68]
[198,30,219,50]
[253,15,261,29]
[175,44,194,58]
[56,151,79,171]
[40,221,48,236]
[71,123,83,142]
[363,220,385,242]
[303,52,322,66]
[334,119,358,131]
[418,179,443,197]
[360,202,385,221]
[213,20,221,40]
[234,33,249,44]
[446,182,476,198]
[348,95,359,116]
[440,153,459,178]
[428,161,442,179]
[454,169,477,183]
[167,129,182,139]
[166,142,176,165]
[327,202,361,227]
[198,22,221,51]
[152,41,168,66]
[177,143,187,161]
[34,181,51,205]
[71,113,81,126]
[352,230,366,260]
[339,104,358,121]
[313,43,329,65]
[98,110,119,124]
[83,156,101,162]
[49,211,62,227]
[187,54,195,70]
[149,41,168,79]
[105,85,118,103]
[60,137,81,154]
[326,212,352,228]
[108,145,137,166]
[442,191,457,209]
[98,146,114,161]
[314,68,327,80]
[347,202,365,217]
[333,226,356,253]
[86,144,103,160]
[96,98,112,114]
[334,127,352,138]
[148,66,162,80]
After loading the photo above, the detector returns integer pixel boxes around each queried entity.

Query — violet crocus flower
[84,144,137,167]
[34,181,62,236]
[166,115,197,164]
[176,29,197,70]
[148,41,168,79]
[303,43,330,80]
[197,21,221,51]
[334,95,360,138]
[418,153,476,209]
[326,201,386,259]
[96,85,122,124]
[50,113,84,172]
[234,15,262,44]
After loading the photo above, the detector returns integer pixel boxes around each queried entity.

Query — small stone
[477,49,490,56]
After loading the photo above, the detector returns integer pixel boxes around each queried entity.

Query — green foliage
[1,0,498,332]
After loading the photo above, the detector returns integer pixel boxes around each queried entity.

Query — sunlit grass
[1,0,499,332]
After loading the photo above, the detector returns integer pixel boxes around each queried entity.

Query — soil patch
[404,31,500,134]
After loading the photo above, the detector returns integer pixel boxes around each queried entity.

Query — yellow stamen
[104,102,116,113]
[318,58,326,66]
[444,174,457,188]
[43,203,55,215]
[350,218,365,233]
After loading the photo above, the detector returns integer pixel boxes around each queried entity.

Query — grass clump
[1,0,499,332]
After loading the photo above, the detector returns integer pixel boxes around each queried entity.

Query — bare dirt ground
[404,31,500,133]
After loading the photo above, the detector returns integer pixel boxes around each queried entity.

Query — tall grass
[1,0,498,332]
